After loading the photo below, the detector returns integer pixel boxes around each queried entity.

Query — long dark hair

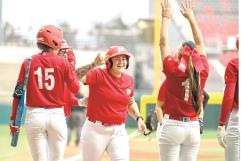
[183,41,202,113]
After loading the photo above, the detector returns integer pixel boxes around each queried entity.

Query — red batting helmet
[105,46,132,69]
[37,25,63,50]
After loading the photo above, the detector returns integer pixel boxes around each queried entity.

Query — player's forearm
[219,101,233,125]
[155,106,163,123]
[160,18,169,47]
[155,101,164,123]
[128,102,142,121]
[219,84,235,125]
[76,62,96,80]
[188,16,204,48]
[160,18,170,61]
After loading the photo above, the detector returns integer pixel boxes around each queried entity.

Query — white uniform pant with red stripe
[225,108,239,161]
[81,119,129,161]
[156,117,200,161]
[25,107,67,161]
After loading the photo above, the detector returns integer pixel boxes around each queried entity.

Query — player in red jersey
[57,40,82,117]
[156,82,209,136]
[75,46,146,161]
[157,0,209,161]
[217,36,239,161]
[57,41,100,147]
[9,25,80,161]
[58,41,79,116]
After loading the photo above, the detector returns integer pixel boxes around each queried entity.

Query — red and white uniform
[86,68,134,124]
[157,80,166,103]
[157,55,209,161]
[219,58,239,125]
[18,52,79,108]
[81,68,134,161]
[163,55,209,118]
[63,84,79,116]
[219,58,239,161]
[13,52,80,161]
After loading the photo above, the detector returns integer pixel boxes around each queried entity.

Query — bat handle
[11,132,19,147]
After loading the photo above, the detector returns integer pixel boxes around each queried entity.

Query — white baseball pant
[25,107,67,161]
[81,119,129,161]
[156,116,200,161]
[225,108,239,161]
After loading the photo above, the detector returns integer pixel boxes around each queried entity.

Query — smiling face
[109,55,128,77]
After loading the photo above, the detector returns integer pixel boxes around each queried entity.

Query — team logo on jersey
[126,88,131,96]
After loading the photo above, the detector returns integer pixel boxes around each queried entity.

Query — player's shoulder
[87,67,106,77]
[164,55,175,61]
[227,58,238,71]
[228,58,238,66]
[93,67,105,74]
[163,55,176,67]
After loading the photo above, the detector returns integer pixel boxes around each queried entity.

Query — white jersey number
[181,78,189,101]
[34,67,55,90]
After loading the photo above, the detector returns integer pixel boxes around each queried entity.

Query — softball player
[157,0,209,161]
[58,42,88,146]
[57,41,81,117]
[75,46,146,161]
[9,25,81,161]
[217,37,239,161]
[156,82,208,136]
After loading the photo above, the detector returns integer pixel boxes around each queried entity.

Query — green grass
[0,125,30,161]
[0,125,224,161]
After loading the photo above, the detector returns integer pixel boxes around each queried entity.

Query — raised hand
[161,0,172,18]
[93,53,105,67]
[180,0,194,20]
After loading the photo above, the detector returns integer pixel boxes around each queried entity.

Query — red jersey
[219,58,239,125]
[63,83,79,116]
[163,55,209,118]
[157,80,166,102]
[86,68,134,124]
[17,52,80,107]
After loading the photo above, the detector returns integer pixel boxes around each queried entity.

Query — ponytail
[188,57,201,113]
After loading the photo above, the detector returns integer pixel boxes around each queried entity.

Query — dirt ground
[4,138,224,161]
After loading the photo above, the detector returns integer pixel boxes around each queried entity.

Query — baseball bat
[11,91,25,147]
[11,57,32,147]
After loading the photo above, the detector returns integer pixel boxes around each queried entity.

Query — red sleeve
[200,55,209,91]
[10,60,27,120]
[163,56,177,75]
[69,92,79,106]
[158,80,166,102]
[86,68,103,85]
[219,60,238,125]
[17,60,27,84]
[64,82,79,117]
[64,62,80,94]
